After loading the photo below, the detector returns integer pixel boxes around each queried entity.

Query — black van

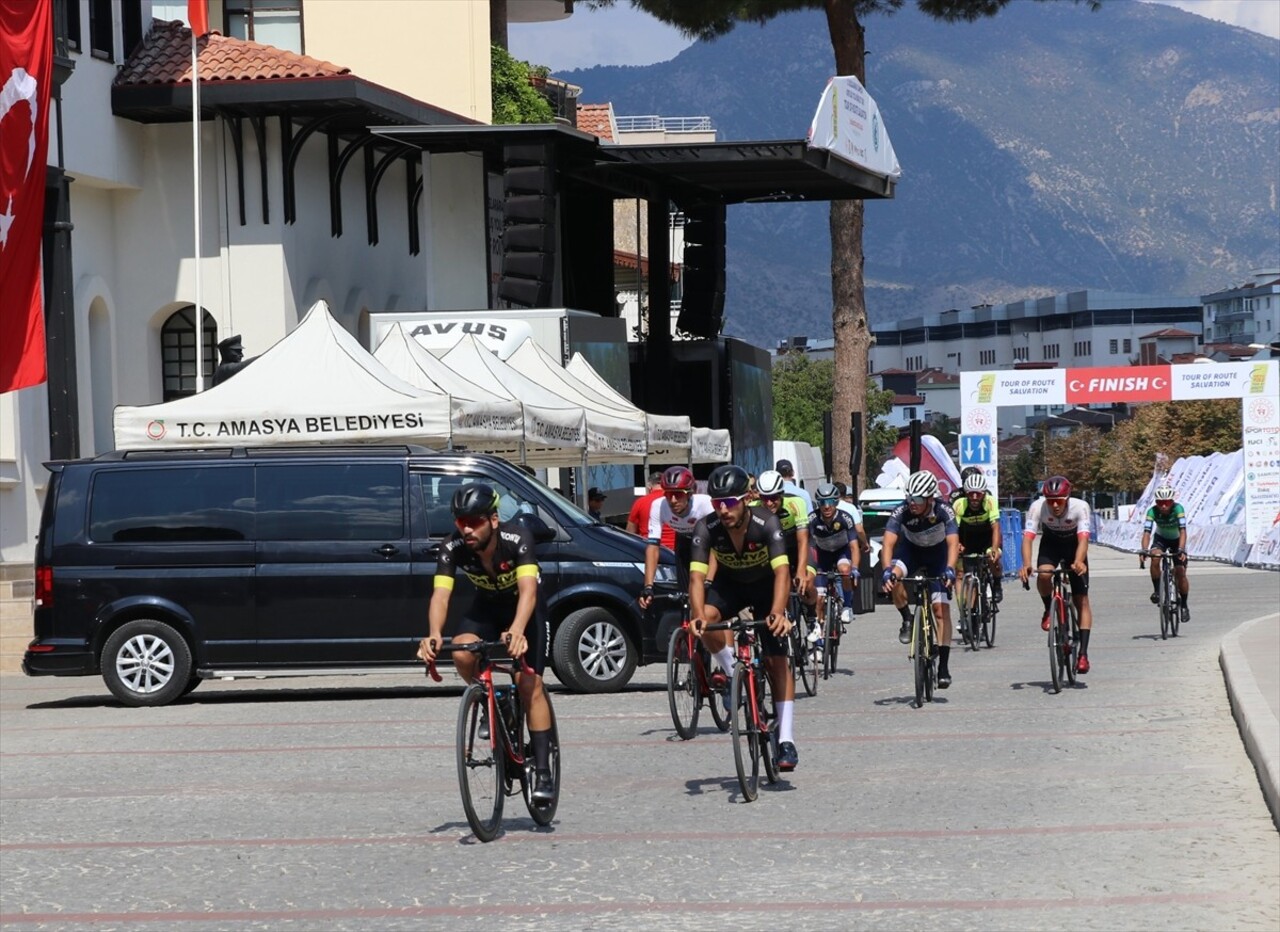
[23,446,680,706]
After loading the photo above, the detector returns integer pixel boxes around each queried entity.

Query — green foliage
[923,413,960,451]
[491,44,554,125]
[771,352,833,448]
[1098,399,1241,495]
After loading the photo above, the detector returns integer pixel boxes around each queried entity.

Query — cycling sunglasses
[711,496,742,510]
[907,495,929,506]
[759,494,782,504]
[454,515,489,531]
[816,497,840,507]
[664,489,689,500]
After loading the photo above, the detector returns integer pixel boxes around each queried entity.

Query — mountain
[558,0,1279,346]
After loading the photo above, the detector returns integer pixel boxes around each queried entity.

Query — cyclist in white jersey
[1018,475,1094,674]
[638,466,714,610]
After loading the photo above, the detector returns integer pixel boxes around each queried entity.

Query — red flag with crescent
[0,0,51,392]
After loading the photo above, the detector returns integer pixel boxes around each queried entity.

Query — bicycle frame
[429,641,531,771]
[1028,563,1079,693]
[900,572,945,708]
[1143,550,1179,639]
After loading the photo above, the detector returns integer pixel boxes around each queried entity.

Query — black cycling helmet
[661,465,695,492]
[1043,475,1072,500]
[451,482,499,517]
[706,464,751,499]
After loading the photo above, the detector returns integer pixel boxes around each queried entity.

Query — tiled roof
[1140,328,1197,339]
[115,19,349,87]
[917,370,959,384]
[875,367,913,375]
[892,394,925,405]
[613,249,678,281]
[577,103,615,141]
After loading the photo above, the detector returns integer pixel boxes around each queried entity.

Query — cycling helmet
[451,482,499,517]
[906,471,939,499]
[661,465,695,492]
[964,472,988,494]
[756,469,785,497]
[706,464,751,499]
[1043,475,1072,500]
[1154,485,1175,502]
[815,481,840,502]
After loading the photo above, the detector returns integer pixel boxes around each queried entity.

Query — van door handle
[424,544,441,557]
[374,544,400,557]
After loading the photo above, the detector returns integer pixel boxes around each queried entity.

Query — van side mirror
[513,511,556,544]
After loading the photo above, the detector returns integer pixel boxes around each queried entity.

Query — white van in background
[772,440,824,494]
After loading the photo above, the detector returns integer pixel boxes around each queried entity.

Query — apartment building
[1202,269,1280,348]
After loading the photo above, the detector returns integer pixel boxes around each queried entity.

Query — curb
[1220,614,1280,831]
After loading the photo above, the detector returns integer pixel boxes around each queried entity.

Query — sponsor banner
[806,75,902,179]
[961,370,1065,407]
[116,410,440,447]
[407,317,534,360]
[1171,359,1278,401]
[1241,388,1280,545]
[1065,365,1171,404]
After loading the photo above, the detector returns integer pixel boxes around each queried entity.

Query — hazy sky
[508,0,1279,73]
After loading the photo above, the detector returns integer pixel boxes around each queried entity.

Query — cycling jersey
[953,493,1000,552]
[690,507,789,584]
[885,500,958,550]
[808,509,857,553]
[770,494,809,571]
[647,493,714,544]
[435,521,539,600]
[1144,502,1186,542]
[1024,497,1092,543]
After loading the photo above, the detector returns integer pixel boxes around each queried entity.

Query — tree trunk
[825,0,870,487]
[490,0,508,49]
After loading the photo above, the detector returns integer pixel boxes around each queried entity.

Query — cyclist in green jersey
[952,472,1004,605]
[756,469,815,605]
[1139,485,1191,624]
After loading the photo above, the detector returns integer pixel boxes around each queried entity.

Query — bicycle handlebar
[422,637,538,681]
[703,617,775,633]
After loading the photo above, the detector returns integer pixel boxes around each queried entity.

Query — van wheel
[552,607,637,693]
[101,620,193,707]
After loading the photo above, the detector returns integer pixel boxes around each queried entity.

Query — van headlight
[653,564,678,584]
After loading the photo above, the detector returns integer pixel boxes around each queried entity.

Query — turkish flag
[188,0,209,37]
[0,0,52,393]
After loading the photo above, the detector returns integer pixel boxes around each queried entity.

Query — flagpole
[191,22,203,392]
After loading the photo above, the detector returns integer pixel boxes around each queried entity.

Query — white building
[1202,269,1280,348]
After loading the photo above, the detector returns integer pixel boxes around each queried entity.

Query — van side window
[257,464,404,541]
[89,467,253,542]
[417,473,533,537]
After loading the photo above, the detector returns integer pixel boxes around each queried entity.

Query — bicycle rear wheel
[457,684,504,842]
[1063,609,1078,688]
[666,628,700,740]
[799,618,820,697]
[922,606,935,704]
[964,578,981,651]
[1165,566,1180,638]
[823,599,840,678]
[983,578,997,648]
[522,692,560,825]
[729,663,760,802]
[912,604,928,709]
[1048,599,1063,694]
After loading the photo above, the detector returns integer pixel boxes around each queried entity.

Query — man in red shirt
[627,470,676,550]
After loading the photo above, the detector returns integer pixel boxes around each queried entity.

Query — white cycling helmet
[906,470,939,499]
[963,472,988,494]
[1154,485,1175,502]
[756,469,785,496]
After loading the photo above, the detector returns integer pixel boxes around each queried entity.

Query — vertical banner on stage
[1237,362,1280,544]
[0,0,53,393]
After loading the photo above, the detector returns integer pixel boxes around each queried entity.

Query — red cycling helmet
[1043,475,1072,500]
[661,466,695,492]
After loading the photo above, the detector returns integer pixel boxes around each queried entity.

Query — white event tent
[113,301,452,449]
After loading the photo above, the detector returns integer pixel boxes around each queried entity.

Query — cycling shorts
[895,541,951,598]
[452,599,549,676]
[705,578,787,658]
[1035,537,1089,597]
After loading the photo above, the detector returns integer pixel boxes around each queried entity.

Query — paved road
[2,547,1277,930]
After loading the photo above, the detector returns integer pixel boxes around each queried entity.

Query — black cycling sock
[938,644,950,672]
[1178,593,1187,607]
[1042,595,1051,613]
[899,605,912,623]
[1152,578,1160,594]
[1078,629,1091,655]
[530,728,552,772]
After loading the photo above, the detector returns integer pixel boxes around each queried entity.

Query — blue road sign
[959,434,994,466]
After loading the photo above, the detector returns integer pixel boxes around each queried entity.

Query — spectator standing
[776,459,813,514]
[587,487,606,522]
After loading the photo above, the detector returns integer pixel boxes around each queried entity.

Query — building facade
[1201,269,1280,347]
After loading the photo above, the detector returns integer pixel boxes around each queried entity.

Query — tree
[491,45,554,125]
[923,413,960,453]
[1045,425,1106,495]
[772,352,834,447]
[1099,399,1241,495]
[588,0,1097,486]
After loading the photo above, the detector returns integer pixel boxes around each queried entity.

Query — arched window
[161,306,217,401]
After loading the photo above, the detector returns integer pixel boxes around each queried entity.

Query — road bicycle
[427,639,560,842]
[707,616,779,802]
[815,569,857,680]
[1025,563,1081,694]
[786,587,820,697]
[666,612,732,739]
[899,571,945,709]
[1141,549,1180,640]
[958,552,998,651]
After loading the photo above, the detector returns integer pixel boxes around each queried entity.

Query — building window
[1013,346,1029,362]
[1109,339,1118,354]
[88,0,114,60]
[122,0,143,58]
[979,349,996,366]
[227,0,303,53]
[903,407,916,420]
[1123,338,1132,353]
[65,0,81,52]
[1043,344,1059,360]
[1073,340,1091,356]
[161,306,218,401]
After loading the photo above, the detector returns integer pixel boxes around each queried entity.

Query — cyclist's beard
[464,525,492,550]
[722,506,746,529]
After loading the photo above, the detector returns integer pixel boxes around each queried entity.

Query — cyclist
[638,465,714,607]
[1018,475,1094,674]
[756,469,814,604]
[1139,485,1190,624]
[417,483,555,802]
[808,481,861,633]
[952,471,1004,608]
[626,470,675,549]
[950,466,982,506]
[689,465,797,769]
[879,471,959,688]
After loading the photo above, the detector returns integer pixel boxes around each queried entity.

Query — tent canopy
[113,301,451,449]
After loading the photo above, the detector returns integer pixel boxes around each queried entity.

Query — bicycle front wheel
[758,664,779,785]
[666,629,700,740]
[912,605,928,709]
[1166,566,1180,638]
[823,599,839,679]
[983,579,997,648]
[729,664,760,802]
[522,692,560,825]
[799,613,819,697]
[457,684,504,842]
[1048,599,1063,694]
[1063,606,1078,688]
